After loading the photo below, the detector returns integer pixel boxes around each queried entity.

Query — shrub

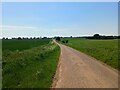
[56,37,61,41]
[66,40,68,43]
[62,41,65,43]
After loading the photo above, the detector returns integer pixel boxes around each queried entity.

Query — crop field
[61,38,119,69]
[2,39,60,88]
[0,40,2,59]
[0,40,2,89]
[2,39,50,51]
[0,40,2,62]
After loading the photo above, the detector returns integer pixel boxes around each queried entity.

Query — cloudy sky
[2,2,118,38]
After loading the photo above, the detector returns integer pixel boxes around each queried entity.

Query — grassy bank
[2,40,60,88]
[61,38,118,69]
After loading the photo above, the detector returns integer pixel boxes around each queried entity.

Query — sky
[1,2,118,38]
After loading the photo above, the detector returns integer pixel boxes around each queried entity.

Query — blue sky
[2,2,118,38]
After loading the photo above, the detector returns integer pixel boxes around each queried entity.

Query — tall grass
[62,38,118,69]
[2,41,60,88]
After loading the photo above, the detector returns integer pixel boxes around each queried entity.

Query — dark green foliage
[18,37,22,40]
[56,37,61,41]
[62,41,65,43]
[93,34,100,39]
[62,40,68,43]
[66,40,68,43]
[85,34,120,39]
[118,36,120,39]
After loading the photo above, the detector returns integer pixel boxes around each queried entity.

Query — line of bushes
[85,34,120,39]
[62,40,68,43]
[55,37,69,43]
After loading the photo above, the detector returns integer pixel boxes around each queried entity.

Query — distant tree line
[85,34,120,39]
[2,37,50,40]
[55,37,61,41]
[55,37,69,43]
[54,34,120,39]
[2,34,120,40]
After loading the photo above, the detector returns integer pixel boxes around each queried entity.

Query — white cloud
[1,25,43,38]
[1,24,117,38]
[1,25,74,37]
[1,25,38,31]
[1,25,68,38]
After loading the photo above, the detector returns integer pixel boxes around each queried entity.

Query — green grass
[0,39,2,62]
[61,38,119,69]
[2,40,60,88]
[2,39,50,51]
[0,39,2,59]
[0,39,2,89]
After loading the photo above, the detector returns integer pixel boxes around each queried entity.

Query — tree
[62,41,65,43]
[30,37,33,39]
[18,37,22,40]
[56,37,61,41]
[93,34,100,39]
[2,37,5,40]
[118,36,120,39]
[6,38,8,40]
[26,37,29,39]
[33,37,36,39]
[66,40,68,43]
[43,37,47,39]
[37,37,39,39]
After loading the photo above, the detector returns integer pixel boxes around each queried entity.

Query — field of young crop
[61,38,119,69]
[2,39,60,88]
[0,40,2,61]
[2,39,50,51]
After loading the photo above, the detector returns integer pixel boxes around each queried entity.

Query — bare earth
[52,40,118,88]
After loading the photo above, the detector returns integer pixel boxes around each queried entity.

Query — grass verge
[2,41,60,88]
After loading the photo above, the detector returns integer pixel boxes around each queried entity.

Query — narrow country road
[52,40,118,88]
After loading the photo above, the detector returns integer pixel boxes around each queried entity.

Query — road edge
[51,40,61,88]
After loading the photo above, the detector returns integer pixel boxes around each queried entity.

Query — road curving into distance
[52,40,118,88]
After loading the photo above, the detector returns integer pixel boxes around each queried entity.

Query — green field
[0,40,2,89]
[2,39,60,88]
[2,39,50,51]
[0,41,1,59]
[61,38,119,69]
